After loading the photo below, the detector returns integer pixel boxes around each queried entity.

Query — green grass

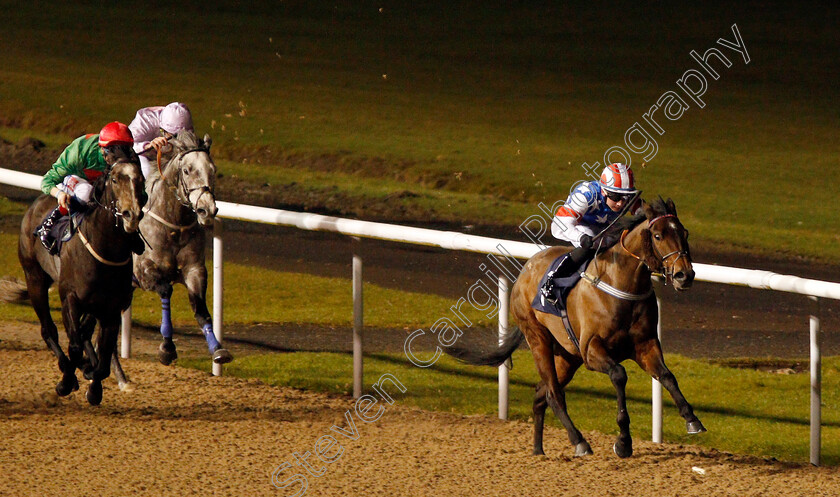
[0,3,837,261]
[180,351,840,466]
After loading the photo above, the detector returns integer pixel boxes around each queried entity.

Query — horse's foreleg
[585,337,633,458]
[183,264,232,364]
[635,340,706,434]
[156,284,178,365]
[86,318,119,406]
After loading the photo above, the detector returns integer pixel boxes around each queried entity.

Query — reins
[584,213,688,300]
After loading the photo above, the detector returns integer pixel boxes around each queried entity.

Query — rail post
[120,305,131,359]
[810,296,821,466]
[212,218,224,377]
[352,237,363,398]
[652,293,663,443]
[498,275,510,420]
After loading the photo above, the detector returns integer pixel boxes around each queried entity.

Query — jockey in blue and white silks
[552,163,640,248]
[539,164,641,297]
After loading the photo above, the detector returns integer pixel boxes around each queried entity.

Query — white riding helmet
[160,102,194,135]
[599,163,638,194]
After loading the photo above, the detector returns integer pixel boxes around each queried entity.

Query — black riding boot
[35,207,64,255]
[540,238,595,302]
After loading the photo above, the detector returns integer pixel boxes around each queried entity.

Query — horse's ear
[666,197,677,216]
[203,134,212,150]
[640,229,662,271]
[641,200,655,220]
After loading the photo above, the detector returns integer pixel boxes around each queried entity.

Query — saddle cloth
[48,210,87,255]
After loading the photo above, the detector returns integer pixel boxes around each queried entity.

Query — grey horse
[112,130,230,386]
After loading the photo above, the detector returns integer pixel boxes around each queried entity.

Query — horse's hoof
[574,441,593,457]
[55,376,79,397]
[118,381,135,393]
[86,381,103,406]
[212,348,233,364]
[613,440,633,458]
[158,342,178,366]
[532,448,545,456]
[687,420,707,434]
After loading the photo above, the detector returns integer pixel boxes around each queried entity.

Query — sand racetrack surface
[1,330,839,497]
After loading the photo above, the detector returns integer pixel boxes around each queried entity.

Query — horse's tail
[0,276,29,304]
[446,327,526,367]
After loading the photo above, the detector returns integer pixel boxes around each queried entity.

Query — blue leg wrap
[202,323,220,353]
[160,298,173,339]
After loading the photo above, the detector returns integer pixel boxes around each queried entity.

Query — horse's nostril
[122,210,132,219]
[674,271,685,281]
[196,209,206,216]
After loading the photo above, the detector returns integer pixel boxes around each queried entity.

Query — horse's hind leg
[529,330,589,456]
[183,263,232,364]
[58,293,86,397]
[532,382,548,455]
[111,352,133,391]
[585,337,633,458]
[635,339,706,434]
[23,265,78,395]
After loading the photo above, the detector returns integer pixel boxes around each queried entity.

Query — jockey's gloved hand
[579,234,593,250]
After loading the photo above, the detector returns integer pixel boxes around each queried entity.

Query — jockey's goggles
[605,191,633,202]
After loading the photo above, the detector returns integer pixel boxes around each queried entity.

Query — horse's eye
[654,234,662,241]
[184,169,189,176]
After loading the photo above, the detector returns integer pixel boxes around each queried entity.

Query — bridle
[170,147,216,210]
[144,145,216,232]
[620,214,690,284]
[80,160,138,266]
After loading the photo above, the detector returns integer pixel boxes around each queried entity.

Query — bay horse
[452,198,705,458]
[112,130,227,387]
[15,153,145,405]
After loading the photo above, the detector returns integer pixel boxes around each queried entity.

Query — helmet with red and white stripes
[599,163,637,194]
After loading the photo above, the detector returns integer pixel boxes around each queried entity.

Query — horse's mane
[600,197,672,249]
[145,130,202,191]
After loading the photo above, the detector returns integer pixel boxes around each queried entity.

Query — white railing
[1,167,837,465]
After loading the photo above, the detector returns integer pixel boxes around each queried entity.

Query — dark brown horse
[452,198,705,458]
[13,154,145,405]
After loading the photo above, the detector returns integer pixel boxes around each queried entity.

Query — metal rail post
[352,237,363,398]
[212,219,224,377]
[652,294,663,443]
[810,296,821,466]
[498,275,510,420]
[120,306,132,359]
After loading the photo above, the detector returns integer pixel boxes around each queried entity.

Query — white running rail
[2,167,837,465]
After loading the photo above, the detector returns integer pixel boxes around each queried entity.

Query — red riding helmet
[98,122,134,147]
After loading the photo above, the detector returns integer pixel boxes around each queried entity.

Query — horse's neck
[595,226,652,294]
[85,196,129,248]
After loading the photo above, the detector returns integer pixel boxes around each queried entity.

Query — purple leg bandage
[160,298,173,339]
[202,323,220,352]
